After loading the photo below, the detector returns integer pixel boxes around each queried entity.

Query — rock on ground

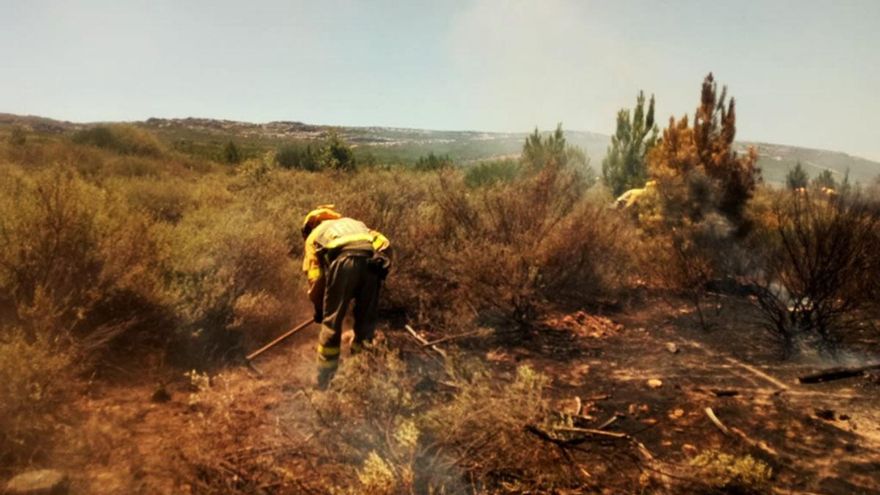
[5,469,69,495]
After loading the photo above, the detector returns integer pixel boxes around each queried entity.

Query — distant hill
[2,113,878,185]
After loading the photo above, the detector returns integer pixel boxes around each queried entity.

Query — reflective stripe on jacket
[302,217,390,302]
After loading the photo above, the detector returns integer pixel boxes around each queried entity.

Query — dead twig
[596,414,619,430]
[405,324,447,358]
[704,407,730,435]
[553,426,627,439]
[424,328,487,347]
[704,407,778,457]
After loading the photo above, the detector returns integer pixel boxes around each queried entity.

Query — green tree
[414,152,453,171]
[276,143,320,171]
[602,91,658,196]
[521,124,593,180]
[223,141,241,164]
[523,124,567,170]
[648,73,760,233]
[785,162,809,190]
[319,131,356,171]
[812,169,837,190]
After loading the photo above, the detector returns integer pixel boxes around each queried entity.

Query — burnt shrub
[745,190,880,355]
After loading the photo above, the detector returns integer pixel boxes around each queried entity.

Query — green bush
[464,159,520,188]
[414,152,454,171]
[275,143,321,171]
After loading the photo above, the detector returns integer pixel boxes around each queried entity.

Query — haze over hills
[2,112,878,186]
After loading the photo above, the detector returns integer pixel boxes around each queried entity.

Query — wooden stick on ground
[553,426,628,439]
[405,324,447,358]
[798,363,880,384]
[704,407,730,435]
[704,407,778,457]
[596,414,619,430]
[424,328,485,347]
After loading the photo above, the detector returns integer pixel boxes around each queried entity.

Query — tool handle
[246,318,314,361]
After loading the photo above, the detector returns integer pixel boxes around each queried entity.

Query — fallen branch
[710,388,739,397]
[596,414,619,430]
[405,324,447,358]
[704,407,778,457]
[798,363,880,384]
[543,424,654,461]
[553,426,627,439]
[704,407,730,435]
[424,328,486,346]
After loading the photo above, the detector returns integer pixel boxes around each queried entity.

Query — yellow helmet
[301,204,342,238]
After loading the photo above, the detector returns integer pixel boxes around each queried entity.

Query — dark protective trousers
[316,252,381,386]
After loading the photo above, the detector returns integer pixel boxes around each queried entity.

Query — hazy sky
[2,0,879,159]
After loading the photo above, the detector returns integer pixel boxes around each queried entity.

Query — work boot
[350,339,373,355]
[316,368,335,390]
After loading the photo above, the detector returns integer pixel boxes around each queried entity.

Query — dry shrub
[745,190,880,355]
[234,165,632,330]
[72,124,165,157]
[167,212,299,363]
[117,176,198,223]
[641,212,748,328]
[433,165,630,325]
[304,349,591,494]
[309,349,428,494]
[688,449,773,494]
[173,370,296,495]
[1,138,107,176]
[0,329,75,471]
[331,170,451,322]
[0,165,170,362]
[426,363,582,493]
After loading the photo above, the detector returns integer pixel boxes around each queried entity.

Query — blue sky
[2,0,879,159]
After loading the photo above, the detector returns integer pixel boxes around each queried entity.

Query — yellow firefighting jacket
[302,217,390,308]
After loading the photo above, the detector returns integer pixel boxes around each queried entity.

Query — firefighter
[301,205,391,389]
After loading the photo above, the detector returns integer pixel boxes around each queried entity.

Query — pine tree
[648,73,760,233]
[785,162,809,190]
[223,141,241,164]
[319,131,356,171]
[602,91,658,196]
[811,169,837,190]
[521,124,591,175]
[522,124,568,170]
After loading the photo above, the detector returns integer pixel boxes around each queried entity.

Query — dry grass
[0,330,75,472]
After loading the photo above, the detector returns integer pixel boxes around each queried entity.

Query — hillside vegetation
[1,75,879,494]
[3,110,877,185]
